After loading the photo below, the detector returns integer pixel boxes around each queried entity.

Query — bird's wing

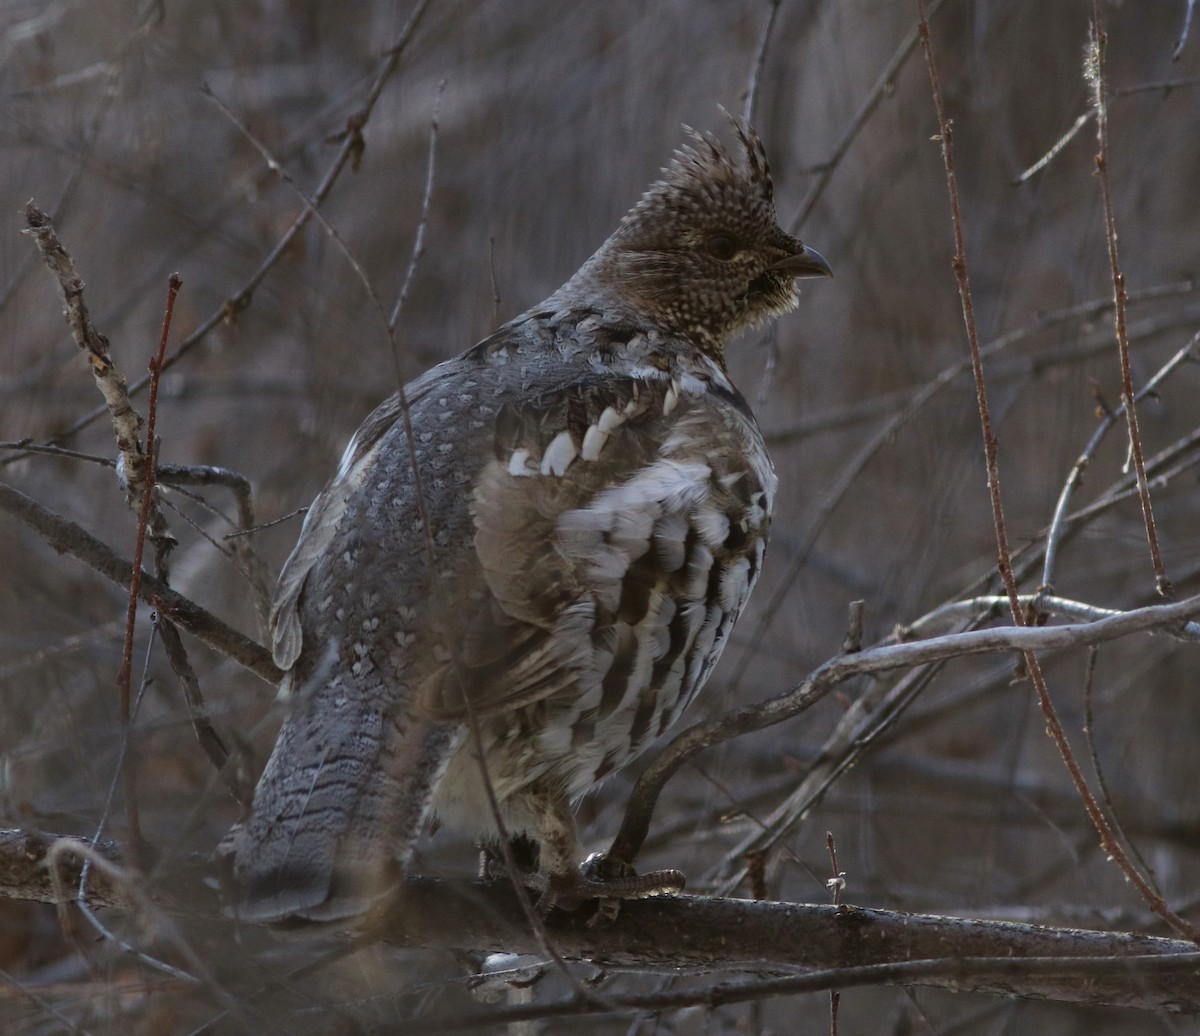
[269,371,449,672]
[420,369,773,730]
[226,341,770,922]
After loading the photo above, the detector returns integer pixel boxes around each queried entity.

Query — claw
[534,854,685,919]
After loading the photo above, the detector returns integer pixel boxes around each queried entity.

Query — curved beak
[771,244,833,280]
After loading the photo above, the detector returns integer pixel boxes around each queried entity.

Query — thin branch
[720,641,954,877]
[21,201,149,508]
[763,280,1197,446]
[156,462,272,634]
[1174,0,1196,61]
[114,275,180,860]
[608,591,1200,867]
[0,440,115,467]
[0,479,279,684]
[1082,647,1160,900]
[1088,6,1172,597]
[412,950,1200,1032]
[901,592,1200,642]
[1041,330,1199,591]
[156,612,245,807]
[388,78,445,336]
[742,0,783,127]
[918,1,1197,944]
[1117,74,1200,95]
[1012,110,1093,185]
[46,838,198,986]
[792,0,951,229]
[4,0,435,459]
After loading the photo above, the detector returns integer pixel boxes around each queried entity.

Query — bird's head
[561,119,831,358]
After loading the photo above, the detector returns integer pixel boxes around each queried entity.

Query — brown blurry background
[2,1,1199,1032]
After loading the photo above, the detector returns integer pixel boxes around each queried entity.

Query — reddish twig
[1088,5,1172,598]
[917,2,1198,945]
[114,274,181,858]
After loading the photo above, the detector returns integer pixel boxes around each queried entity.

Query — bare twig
[825,832,843,1034]
[609,592,1200,867]
[22,201,149,506]
[742,0,783,127]
[156,613,244,806]
[0,479,279,683]
[46,838,198,986]
[1012,110,1093,185]
[916,8,1016,618]
[487,235,502,326]
[44,839,251,1026]
[1088,7,1172,597]
[410,950,1200,1032]
[1081,647,1160,900]
[901,592,1200,643]
[157,462,272,633]
[5,0,435,459]
[720,640,953,876]
[114,275,180,859]
[1174,0,1197,61]
[1041,331,1199,591]
[792,0,950,229]
[842,599,864,653]
[223,505,307,539]
[763,280,1197,446]
[0,440,115,467]
[918,2,1197,944]
[389,79,445,337]
[824,833,844,906]
[1117,75,1200,95]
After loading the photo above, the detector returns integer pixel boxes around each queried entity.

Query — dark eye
[705,234,738,261]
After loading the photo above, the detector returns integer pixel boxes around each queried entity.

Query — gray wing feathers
[224,338,771,922]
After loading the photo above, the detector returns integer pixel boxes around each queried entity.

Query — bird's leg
[529,789,685,916]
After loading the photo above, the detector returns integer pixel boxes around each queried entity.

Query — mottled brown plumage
[219,120,831,923]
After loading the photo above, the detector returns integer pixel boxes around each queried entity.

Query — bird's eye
[705,234,738,261]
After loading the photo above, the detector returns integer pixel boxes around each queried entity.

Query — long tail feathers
[220,706,462,924]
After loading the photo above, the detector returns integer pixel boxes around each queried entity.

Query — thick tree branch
[1,835,1194,1016]
[377,879,1200,1014]
[0,829,122,908]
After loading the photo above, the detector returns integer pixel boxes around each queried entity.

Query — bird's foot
[480,834,540,881]
[534,852,685,922]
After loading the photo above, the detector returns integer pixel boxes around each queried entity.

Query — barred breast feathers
[423,339,776,729]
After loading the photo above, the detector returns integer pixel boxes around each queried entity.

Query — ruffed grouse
[221,120,831,922]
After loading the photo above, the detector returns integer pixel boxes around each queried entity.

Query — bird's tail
[219,696,462,925]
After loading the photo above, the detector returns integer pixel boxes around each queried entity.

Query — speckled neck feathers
[549,121,825,359]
